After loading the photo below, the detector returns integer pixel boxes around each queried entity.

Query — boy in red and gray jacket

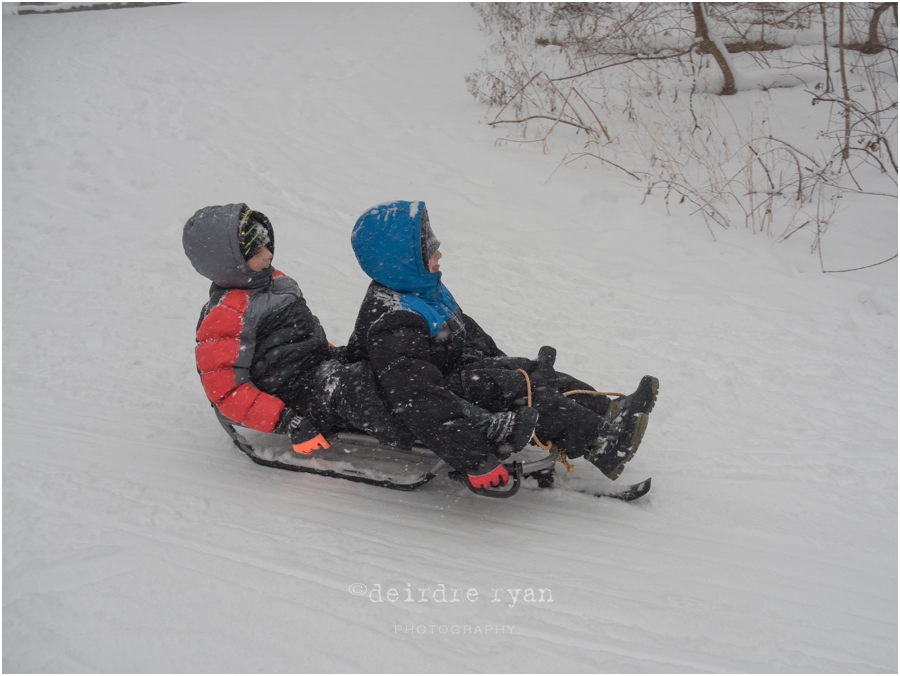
[183,203,413,453]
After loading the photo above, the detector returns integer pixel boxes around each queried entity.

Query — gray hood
[183,203,274,289]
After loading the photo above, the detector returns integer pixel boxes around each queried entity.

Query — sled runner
[214,408,650,501]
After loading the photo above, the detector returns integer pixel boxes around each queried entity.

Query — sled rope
[563,388,626,398]
[516,370,627,474]
[511,370,567,473]
[516,369,550,448]
[556,448,576,473]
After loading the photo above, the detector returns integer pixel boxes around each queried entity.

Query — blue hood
[352,200,458,336]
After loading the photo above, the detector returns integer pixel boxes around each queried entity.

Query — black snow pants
[282,360,417,449]
[278,358,546,457]
[447,357,611,458]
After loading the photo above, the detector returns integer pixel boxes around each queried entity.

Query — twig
[570,87,612,141]
[549,44,698,82]
[822,253,898,273]
[565,151,643,180]
[490,114,596,134]
[490,71,549,125]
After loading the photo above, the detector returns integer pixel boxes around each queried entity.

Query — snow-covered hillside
[3,3,896,672]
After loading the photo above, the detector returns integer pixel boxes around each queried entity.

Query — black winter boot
[585,412,649,480]
[604,375,659,424]
[585,376,658,480]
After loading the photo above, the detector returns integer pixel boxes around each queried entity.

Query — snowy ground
[3,3,897,672]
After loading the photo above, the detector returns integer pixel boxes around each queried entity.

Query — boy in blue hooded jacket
[347,201,658,490]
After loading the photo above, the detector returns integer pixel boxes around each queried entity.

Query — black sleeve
[367,310,494,471]
[460,311,506,360]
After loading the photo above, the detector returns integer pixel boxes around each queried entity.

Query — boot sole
[604,413,648,481]
[640,376,659,416]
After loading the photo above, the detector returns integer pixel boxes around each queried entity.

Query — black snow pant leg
[528,365,612,417]
[450,367,603,458]
[306,361,416,449]
[458,356,612,417]
[528,384,602,458]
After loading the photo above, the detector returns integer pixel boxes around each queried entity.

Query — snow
[3,3,897,672]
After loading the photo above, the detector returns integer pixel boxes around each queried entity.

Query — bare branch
[823,253,898,273]
[549,45,698,83]
[489,113,596,134]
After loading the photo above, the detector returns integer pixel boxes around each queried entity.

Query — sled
[214,408,650,501]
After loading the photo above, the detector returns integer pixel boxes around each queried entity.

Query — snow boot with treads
[585,412,649,480]
[605,375,659,423]
[585,376,658,480]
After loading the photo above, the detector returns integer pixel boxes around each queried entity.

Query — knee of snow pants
[310,360,416,449]
[451,367,602,458]
[528,384,603,458]
[449,367,528,412]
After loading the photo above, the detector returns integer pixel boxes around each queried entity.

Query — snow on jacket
[183,203,330,433]
[346,200,503,471]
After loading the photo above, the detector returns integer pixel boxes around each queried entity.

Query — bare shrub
[467,2,897,264]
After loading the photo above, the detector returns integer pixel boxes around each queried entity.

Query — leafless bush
[466,2,897,263]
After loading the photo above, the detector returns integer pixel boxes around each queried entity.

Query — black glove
[274,408,330,455]
[537,345,557,368]
[274,408,302,434]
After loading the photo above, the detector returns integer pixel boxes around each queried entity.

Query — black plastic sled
[214,409,650,501]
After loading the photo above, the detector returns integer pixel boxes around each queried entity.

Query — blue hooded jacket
[348,200,503,471]
[351,200,458,337]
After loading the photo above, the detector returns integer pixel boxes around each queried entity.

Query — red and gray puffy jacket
[183,204,331,433]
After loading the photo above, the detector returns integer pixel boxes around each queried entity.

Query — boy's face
[427,249,442,273]
[247,246,273,272]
